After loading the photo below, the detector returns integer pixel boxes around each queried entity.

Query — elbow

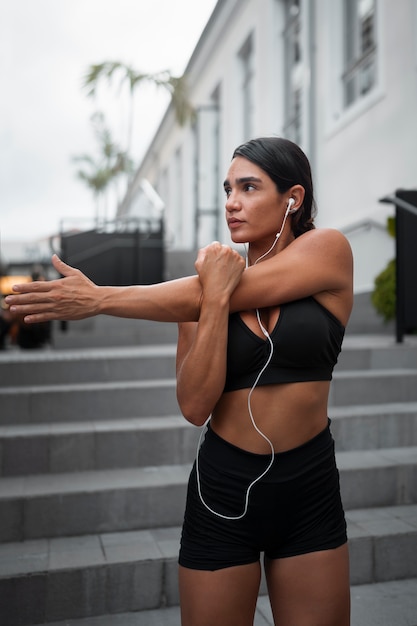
[177,395,211,427]
[183,412,209,427]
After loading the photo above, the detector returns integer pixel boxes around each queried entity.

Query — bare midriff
[210,380,331,454]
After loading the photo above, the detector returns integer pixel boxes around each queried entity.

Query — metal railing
[380,190,417,342]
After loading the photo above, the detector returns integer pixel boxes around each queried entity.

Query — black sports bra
[223,297,345,392]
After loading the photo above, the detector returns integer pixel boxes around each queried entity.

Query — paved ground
[43,579,417,626]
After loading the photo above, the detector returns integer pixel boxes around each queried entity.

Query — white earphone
[287,197,296,214]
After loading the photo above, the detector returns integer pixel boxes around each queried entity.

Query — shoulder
[295,227,350,246]
[291,228,352,262]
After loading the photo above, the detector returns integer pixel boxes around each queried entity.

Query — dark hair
[232,136,316,237]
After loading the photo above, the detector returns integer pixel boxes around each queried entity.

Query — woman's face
[224,156,286,245]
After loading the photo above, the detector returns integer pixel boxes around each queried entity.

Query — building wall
[121,0,417,294]
[315,0,417,291]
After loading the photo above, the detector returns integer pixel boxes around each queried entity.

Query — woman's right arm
[6,254,203,324]
[6,229,353,327]
[176,244,244,425]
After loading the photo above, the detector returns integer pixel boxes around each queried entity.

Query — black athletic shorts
[179,420,347,571]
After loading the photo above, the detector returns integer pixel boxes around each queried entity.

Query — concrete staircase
[0,331,417,625]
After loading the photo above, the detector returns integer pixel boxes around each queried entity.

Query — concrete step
[337,334,417,371]
[52,317,179,350]
[0,345,177,387]
[0,464,191,542]
[1,406,417,477]
[337,446,417,510]
[25,578,417,626]
[1,447,416,542]
[0,416,199,477]
[1,334,416,389]
[331,402,417,451]
[0,379,178,425]
[0,505,416,625]
[330,368,417,405]
[2,367,417,426]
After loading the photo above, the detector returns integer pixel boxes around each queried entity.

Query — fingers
[6,296,52,319]
[23,312,55,324]
[197,242,244,267]
[5,301,56,324]
[9,281,49,295]
[51,254,77,276]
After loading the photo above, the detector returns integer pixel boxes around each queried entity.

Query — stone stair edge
[2,367,417,395]
[31,577,417,626]
[0,331,415,355]
[1,502,416,579]
[0,463,193,499]
[0,414,189,437]
[0,379,177,394]
[330,401,417,417]
[0,445,416,497]
[0,344,177,363]
[0,333,414,365]
[1,402,416,435]
[2,410,416,478]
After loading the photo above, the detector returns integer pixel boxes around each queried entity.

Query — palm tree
[82,61,193,158]
[72,154,112,226]
[72,112,133,224]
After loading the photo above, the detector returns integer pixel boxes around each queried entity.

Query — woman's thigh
[179,561,261,626]
[265,543,350,626]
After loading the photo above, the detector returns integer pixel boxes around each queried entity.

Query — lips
[228,218,244,229]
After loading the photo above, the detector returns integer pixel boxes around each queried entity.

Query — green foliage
[72,112,132,196]
[74,60,193,220]
[371,216,396,322]
[386,215,395,238]
[82,61,193,130]
[72,112,133,224]
[371,258,396,322]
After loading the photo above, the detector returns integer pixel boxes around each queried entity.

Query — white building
[118,0,417,295]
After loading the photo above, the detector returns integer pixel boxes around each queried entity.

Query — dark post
[379,190,417,343]
[395,190,417,342]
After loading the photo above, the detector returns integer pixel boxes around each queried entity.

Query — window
[238,35,254,141]
[325,0,381,133]
[342,0,377,108]
[173,147,183,246]
[194,91,221,248]
[283,0,303,143]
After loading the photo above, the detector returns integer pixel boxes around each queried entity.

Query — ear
[287,185,305,212]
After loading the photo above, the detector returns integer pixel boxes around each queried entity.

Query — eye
[224,186,232,198]
[244,183,256,192]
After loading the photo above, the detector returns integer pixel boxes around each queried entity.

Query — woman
[7,137,353,626]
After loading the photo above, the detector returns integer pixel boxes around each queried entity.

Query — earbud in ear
[287,198,297,214]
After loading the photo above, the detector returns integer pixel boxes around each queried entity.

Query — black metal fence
[60,218,164,287]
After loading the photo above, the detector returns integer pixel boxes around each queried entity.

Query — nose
[225,190,241,212]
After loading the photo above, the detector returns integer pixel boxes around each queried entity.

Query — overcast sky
[0,0,217,242]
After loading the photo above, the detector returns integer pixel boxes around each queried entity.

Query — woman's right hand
[194,242,245,303]
[5,255,100,323]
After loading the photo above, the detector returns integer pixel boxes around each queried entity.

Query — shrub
[371,216,396,322]
[371,258,396,322]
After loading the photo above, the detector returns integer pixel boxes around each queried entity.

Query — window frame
[282,0,303,144]
[238,33,255,141]
[325,0,384,137]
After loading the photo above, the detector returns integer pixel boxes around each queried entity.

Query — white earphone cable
[195,203,293,519]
